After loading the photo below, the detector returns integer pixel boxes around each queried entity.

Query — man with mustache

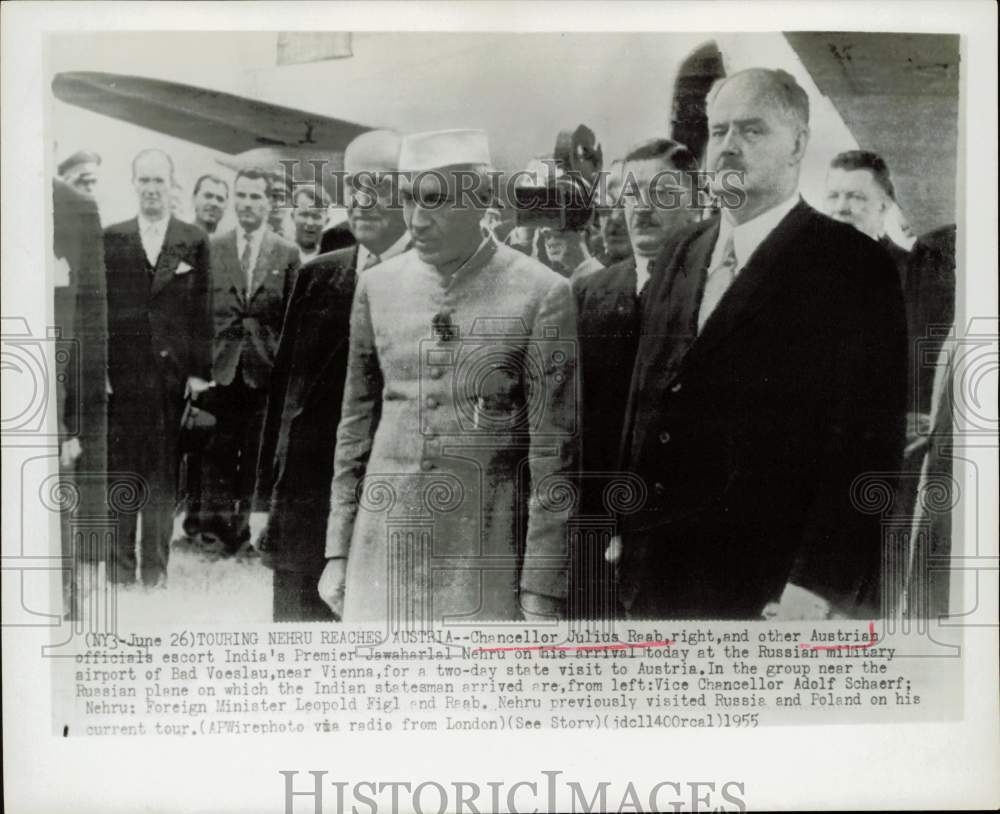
[609,69,907,620]
[594,159,633,267]
[250,130,409,620]
[200,168,300,553]
[104,148,212,586]
[572,138,698,618]
[318,129,578,624]
[191,174,229,235]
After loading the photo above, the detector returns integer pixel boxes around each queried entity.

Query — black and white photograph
[2,2,997,812]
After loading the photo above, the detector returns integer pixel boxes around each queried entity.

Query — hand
[248,512,269,550]
[59,437,82,467]
[318,558,347,618]
[185,376,213,399]
[520,591,564,622]
[605,534,623,564]
[762,583,831,620]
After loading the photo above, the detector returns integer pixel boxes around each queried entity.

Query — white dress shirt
[236,226,267,290]
[356,230,410,273]
[711,193,800,275]
[138,214,169,267]
[634,256,656,295]
[299,246,320,265]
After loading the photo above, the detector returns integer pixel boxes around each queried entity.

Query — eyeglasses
[432,312,458,343]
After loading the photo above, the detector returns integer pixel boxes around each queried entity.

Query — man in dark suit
[250,129,408,621]
[200,168,300,551]
[53,177,108,615]
[609,69,908,620]
[572,137,699,618]
[905,224,956,416]
[824,150,911,288]
[104,149,212,586]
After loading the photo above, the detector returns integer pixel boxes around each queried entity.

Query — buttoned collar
[714,193,800,274]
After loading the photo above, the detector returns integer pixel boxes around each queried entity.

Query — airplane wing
[51,71,371,155]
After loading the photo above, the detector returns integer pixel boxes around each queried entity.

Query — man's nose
[719,129,741,154]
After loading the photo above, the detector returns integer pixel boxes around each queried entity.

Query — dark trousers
[273,568,335,622]
[107,375,183,586]
[200,376,267,547]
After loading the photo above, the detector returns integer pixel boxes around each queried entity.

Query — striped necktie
[697,235,737,331]
[240,233,254,290]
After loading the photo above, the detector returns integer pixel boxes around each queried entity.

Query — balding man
[319,129,578,624]
[251,130,410,621]
[611,69,907,620]
[104,149,212,586]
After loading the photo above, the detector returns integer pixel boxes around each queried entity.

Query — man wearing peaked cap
[58,150,102,198]
[320,129,580,625]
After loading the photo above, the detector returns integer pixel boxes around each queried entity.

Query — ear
[789,126,810,165]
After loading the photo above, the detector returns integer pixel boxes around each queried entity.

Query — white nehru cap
[399,129,491,173]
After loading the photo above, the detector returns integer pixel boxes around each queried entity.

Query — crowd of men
[53,67,955,624]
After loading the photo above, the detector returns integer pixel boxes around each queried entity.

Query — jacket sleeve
[283,248,301,305]
[64,196,108,441]
[324,273,383,559]
[521,277,580,599]
[253,266,310,513]
[187,231,214,380]
[789,244,908,615]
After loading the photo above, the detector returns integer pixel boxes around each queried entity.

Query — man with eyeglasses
[319,129,578,625]
[251,130,409,621]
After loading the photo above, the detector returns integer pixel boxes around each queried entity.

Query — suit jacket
[903,225,956,415]
[54,179,107,444]
[620,201,907,618]
[879,235,912,291]
[319,220,357,255]
[253,247,360,574]
[54,179,108,522]
[574,257,642,515]
[105,215,212,403]
[210,228,300,390]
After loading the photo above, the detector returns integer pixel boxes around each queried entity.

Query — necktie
[697,235,737,331]
[240,233,253,290]
[362,251,381,271]
[637,259,654,301]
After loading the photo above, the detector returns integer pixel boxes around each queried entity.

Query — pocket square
[175,261,194,275]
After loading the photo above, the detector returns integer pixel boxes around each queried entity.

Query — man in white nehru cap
[251,130,410,621]
[320,129,579,624]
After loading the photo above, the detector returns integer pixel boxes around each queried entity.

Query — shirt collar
[238,226,266,245]
[357,229,411,271]
[717,193,799,272]
[138,213,168,234]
